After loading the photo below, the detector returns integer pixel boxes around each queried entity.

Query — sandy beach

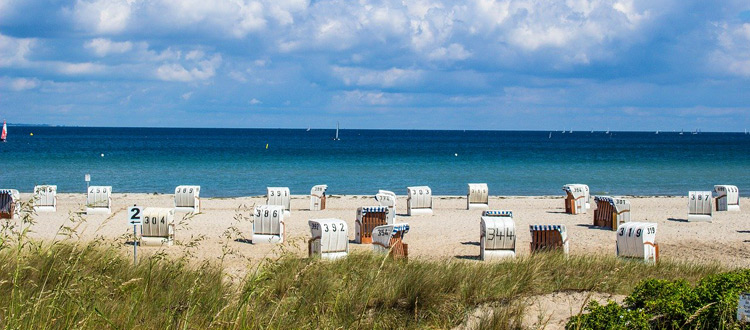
[14,193,749,272]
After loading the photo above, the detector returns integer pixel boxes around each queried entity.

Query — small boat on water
[333,122,340,141]
[1,120,6,142]
[655,130,659,134]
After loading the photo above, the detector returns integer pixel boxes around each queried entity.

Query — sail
[1,120,6,142]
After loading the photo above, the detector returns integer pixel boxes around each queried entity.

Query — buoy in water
[454,153,458,157]
[100,153,104,157]
[266,143,269,149]
[30,133,33,136]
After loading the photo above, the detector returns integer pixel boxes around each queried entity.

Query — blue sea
[1,126,749,197]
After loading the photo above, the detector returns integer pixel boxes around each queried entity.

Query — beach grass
[0,241,726,329]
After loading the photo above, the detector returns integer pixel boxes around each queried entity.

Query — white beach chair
[140,208,175,246]
[174,185,201,213]
[688,191,712,222]
[467,183,489,210]
[562,184,589,214]
[372,223,410,259]
[266,187,291,216]
[714,185,740,212]
[33,185,57,212]
[407,186,433,216]
[86,186,112,215]
[253,205,285,244]
[480,210,516,260]
[375,190,397,223]
[308,218,348,260]
[310,185,328,211]
[616,222,658,263]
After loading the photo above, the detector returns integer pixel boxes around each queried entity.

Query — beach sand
[16,193,750,272]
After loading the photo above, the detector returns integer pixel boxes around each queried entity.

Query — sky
[0,0,749,131]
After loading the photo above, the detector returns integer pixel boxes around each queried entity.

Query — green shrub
[567,269,750,330]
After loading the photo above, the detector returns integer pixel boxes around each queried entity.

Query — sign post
[128,205,142,265]
[85,174,90,192]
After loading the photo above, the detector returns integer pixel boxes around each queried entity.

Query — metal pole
[133,224,137,265]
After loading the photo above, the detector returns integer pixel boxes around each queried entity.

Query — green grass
[0,199,730,329]
[0,242,726,329]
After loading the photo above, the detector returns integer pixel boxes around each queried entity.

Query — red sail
[1,120,6,141]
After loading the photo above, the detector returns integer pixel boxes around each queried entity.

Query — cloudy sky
[0,0,749,131]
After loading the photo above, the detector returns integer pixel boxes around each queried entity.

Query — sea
[1,126,749,197]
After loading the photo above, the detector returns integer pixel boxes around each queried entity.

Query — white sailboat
[333,122,340,141]
[1,120,6,142]
[655,130,659,134]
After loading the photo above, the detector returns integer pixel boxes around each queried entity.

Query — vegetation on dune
[0,198,742,329]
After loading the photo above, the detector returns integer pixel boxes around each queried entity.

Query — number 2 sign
[128,206,142,225]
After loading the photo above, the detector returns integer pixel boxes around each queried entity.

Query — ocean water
[1,126,749,197]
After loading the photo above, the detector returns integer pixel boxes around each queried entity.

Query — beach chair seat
[529,224,569,254]
[308,218,348,260]
[593,196,630,230]
[372,223,410,260]
[0,189,20,219]
[355,206,389,244]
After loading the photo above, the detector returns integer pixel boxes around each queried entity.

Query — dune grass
[0,199,729,329]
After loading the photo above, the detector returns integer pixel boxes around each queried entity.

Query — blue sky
[0,0,749,131]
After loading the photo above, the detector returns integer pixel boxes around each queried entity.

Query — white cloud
[181,91,193,100]
[710,22,750,77]
[156,54,222,82]
[333,67,423,88]
[73,0,135,34]
[249,98,262,105]
[11,77,40,91]
[57,62,106,75]
[0,34,35,67]
[85,38,133,56]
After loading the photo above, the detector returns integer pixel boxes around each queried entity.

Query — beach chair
[616,222,658,263]
[0,189,20,219]
[140,208,175,246]
[529,224,569,254]
[33,185,57,212]
[407,186,433,216]
[480,210,516,260]
[310,185,328,211]
[375,190,397,223]
[688,191,712,222]
[266,187,291,216]
[174,185,200,213]
[86,186,112,215]
[253,205,285,244]
[355,206,389,244]
[308,218,348,260]
[372,223,410,260]
[467,183,489,210]
[593,196,630,230]
[714,185,740,212]
[562,184,589,214]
